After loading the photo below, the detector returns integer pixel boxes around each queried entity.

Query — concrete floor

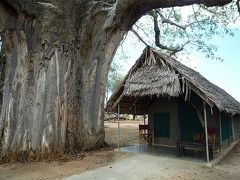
[66,145,239,180]
[120,144,210,163]
[65,153,203,180]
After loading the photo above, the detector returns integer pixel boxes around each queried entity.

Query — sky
[197,29,240,102]
[112,25,240,102]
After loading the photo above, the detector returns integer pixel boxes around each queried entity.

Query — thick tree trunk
[0,1,125,161]
[0,0,232,162]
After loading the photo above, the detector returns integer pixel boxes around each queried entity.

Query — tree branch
[156,8,211,31]
[134,24,153,41]
[191,5,204,28]
[156,9,186,30]
[105,0,232,30]
[199,4,218,14]
[149,10,186,55]
[237,0,240,14]
[130,29,149,46]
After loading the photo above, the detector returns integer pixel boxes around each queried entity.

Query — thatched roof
[107,47,240,116]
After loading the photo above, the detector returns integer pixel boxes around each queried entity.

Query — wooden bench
[177,141,213,161]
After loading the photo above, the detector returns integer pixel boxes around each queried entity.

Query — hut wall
[220,113,235,148]
[185,92,221,149]
[188,92,219,134]
[178,99,203,142]
[147,97,178,146]
[206,107,221,149]
[233,115,240,139]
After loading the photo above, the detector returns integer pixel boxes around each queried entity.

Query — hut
[106,47,240,162]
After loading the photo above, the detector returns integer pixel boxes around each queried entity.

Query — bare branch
[199,4,218,14]
[157,10,186,30]
[106,0,232,30]
[191,5,204,28]
[134,24,153,41]
[170,41,190,56]
[130,29,149,46]
[150,10,185,54]
[167,8,174,19]
[237,0,240,14]
[154,17,162,46]
[156,9,210,31]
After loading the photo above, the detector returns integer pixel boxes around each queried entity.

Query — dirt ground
[0,120,240,180]
[104,120,143,147]
[0,120,137,180]
[0,150,129,180]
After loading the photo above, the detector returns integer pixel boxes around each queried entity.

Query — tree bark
[0,0,232,162]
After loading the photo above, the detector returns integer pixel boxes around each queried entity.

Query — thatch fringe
[124,64,181,97]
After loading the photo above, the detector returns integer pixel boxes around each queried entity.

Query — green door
[221,113,232,141]
[153,113,170,138]
[179,101,203,141]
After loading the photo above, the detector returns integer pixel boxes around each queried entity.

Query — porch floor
[120,144,220,163]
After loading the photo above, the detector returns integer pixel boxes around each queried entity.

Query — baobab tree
[0,0,235,162]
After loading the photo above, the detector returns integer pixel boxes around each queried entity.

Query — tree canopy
[108,0,240,93]
[131,1,239,59]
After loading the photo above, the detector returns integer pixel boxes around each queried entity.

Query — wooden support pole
[112,93,124,110]
[128,98,139,111]
[143,115,146,125]
[203,101,210,163]
[219,111,222,151]
[117,104,120,150]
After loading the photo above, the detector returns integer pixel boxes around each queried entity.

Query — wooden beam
[186,81,214,108]
[112,93,124,110]
[203,101,210,163]
[187,99,204,127]
[196,109,204,127]
[117,104,120,149]
[128,98,139,110]
[143,112,146,125]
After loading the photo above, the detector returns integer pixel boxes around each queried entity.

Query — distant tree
[107,63,123,92]
[106,46,128,102]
